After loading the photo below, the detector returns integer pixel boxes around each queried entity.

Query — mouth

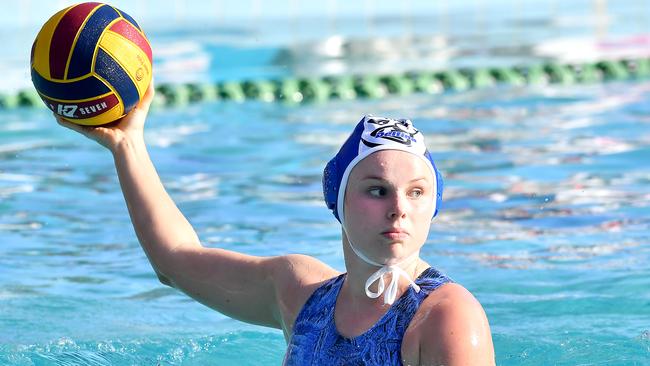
[381,228,409,241]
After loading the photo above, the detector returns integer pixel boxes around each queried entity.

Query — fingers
[135,78,155,114]
[145,77,155,101]
[56,114,84,132]
[55,114,94,138]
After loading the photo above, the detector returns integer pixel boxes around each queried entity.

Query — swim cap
[323,115,443,223]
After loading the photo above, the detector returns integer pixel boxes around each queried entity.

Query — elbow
[149,246,189,288]
[151,243,201,289]
[155,271,174,287]
[148,257,175,287]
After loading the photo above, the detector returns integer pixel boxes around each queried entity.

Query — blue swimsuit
[283,267,451,365]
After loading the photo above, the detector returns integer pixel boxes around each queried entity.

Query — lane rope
[3,58,649,109]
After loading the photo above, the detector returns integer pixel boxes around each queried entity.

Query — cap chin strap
[344,227,420,306]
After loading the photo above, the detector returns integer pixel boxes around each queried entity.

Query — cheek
[411,198,435,217]
[410,200,434,233]
[344,195,386,229]
[412,201,431,215]
[346,195,380,219]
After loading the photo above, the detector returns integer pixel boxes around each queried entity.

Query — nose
[387,192,408,220]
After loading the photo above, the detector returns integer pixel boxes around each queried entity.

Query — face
[343,150,435,265]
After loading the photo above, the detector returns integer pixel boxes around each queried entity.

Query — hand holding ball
[31,2,152,126]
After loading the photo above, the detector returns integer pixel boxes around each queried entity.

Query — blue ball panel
[115,8,141,31]
[31,67,111,100]
[67,5,120,79]
[94,48,139,112]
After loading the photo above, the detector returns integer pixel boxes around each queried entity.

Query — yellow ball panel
[99,30,153,99]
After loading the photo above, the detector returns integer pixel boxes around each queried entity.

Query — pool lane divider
[4,58,650,109]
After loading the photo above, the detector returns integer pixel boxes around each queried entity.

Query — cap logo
[361,116,423,152]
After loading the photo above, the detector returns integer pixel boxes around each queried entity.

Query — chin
[381,247,409,265]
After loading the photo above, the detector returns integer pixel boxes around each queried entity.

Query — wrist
[111,134,146,157]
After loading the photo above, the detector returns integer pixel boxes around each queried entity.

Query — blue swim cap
[323,115,443,223]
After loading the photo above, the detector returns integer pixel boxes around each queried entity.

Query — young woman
[57,83,495,365]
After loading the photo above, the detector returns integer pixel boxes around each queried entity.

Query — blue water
[1,80,649,364]
[3,1,650,364]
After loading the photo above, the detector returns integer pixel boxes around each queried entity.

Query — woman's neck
[340,231,427,307]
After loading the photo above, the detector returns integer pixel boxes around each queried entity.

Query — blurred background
[3,0,650,91]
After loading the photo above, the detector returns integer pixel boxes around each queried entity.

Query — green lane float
[3,57,649,109]
[435,70,470,91]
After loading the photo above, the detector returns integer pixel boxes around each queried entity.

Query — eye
[409,189,423,198]
[368,187,387,197]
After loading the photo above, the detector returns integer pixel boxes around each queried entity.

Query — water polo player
[56,83,495,365]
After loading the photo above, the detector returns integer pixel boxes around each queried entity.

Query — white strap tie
[365,265,421,305]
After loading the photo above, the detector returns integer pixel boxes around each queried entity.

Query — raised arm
[57,83,337,332]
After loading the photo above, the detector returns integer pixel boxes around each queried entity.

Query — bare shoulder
[269,254,341,333]
[271,254,340,287]
[411,283,495,366]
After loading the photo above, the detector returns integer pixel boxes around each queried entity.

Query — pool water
[1,78,649,364]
